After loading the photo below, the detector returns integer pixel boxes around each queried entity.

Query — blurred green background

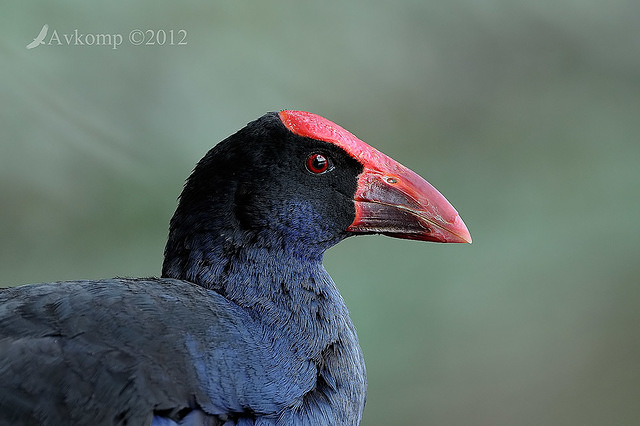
[2,1,639,425]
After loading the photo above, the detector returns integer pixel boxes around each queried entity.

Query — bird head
[163,111,470,274]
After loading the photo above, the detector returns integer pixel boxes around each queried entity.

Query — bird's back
[0,278,313,425]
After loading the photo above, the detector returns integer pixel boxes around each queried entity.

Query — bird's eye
[306,153,329,174]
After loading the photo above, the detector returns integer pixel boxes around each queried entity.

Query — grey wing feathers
[0,279,239,425]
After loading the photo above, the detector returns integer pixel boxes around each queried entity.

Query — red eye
[306,153,329,174]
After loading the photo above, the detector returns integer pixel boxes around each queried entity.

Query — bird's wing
[0,279,312,424]
[37,24,49,39]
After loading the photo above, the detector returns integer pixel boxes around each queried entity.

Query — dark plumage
[0,111,470,425]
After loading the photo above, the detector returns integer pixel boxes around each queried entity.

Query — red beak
[277,109,470,243]
[347,155,472,244]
